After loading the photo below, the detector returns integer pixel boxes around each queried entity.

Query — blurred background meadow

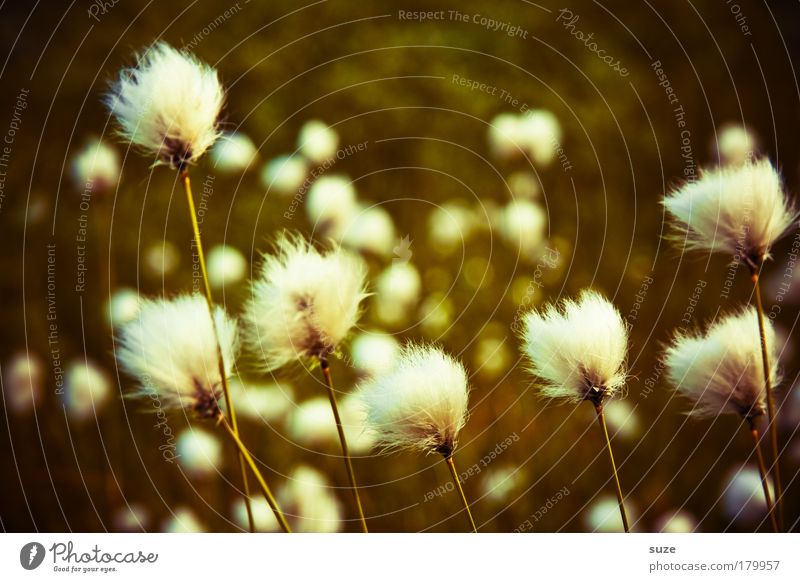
[1,0,800,532]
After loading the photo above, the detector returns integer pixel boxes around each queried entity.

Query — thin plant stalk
[594,402,630,533]
[181,168,254,532]
[444,455,477,533]
[751,271,783,530]
[319,357,368,533]
[219,415,292,533]
[746,417,779,533]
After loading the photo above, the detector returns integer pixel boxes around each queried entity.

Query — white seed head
[210,131,258,173]
[517,109,562,167]
[342,206,397,258]
[116,294,239,418]
[71,138,119,192]
[663,159,796,263]
[243,233,367,371]
[278,465,343,533]
[663,307,778,419]
[716,123,757,166]
[261,155,308,195]
[227,377,294,423]
[306,176,359,240]
[206,244,247,289]
[427,201,477,254]
[488,113,525,159]
[298,120,339,163]
[3,352,44,415]
[105,42,224,167]
[496,200,547,257]
[63,359,111,422]
[521,290,629,403]
[288,396,338,446]
[373,263,422,326]
[350,331,401,377]
[176,428,222,477]
[358,343,470,457]
[107,287,141,327]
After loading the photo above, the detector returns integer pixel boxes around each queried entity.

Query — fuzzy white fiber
[243,233,367,371]
[71,138,119,192]
[116,294,238,416]
[664,308,778,419]
[521,290,629,403]
[663,159,796,263]
[105,42,224,167]
[358,343,470,457]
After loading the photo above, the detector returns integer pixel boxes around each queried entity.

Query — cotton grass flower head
[107,287,141,327]
[305,176,359,240]
[715,123,757,166]
[105,42,224,168]
[279,465,343,533]
[243,233,368,371]
[116,294,238,419]
[496,200,547,257]
[176,428,222,477]
[226,377,294,423]
[71,138,119,193]
[209,131,257,173]
[261,155,308,195]
[298,120,339,163]
[663,307,778,419]
[342,205,397,258]
[358,343,470,458]
[662,158,796,266]
[350,331,401,377]
[520,290,629,404]
[206,244,247,289]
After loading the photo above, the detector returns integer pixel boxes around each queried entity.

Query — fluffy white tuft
[243,233,367,371]
[116,294,238,417]
[663,307,778,419]
[358,343,470,457]
[663,159,796,263]
[520,290,629,403]
[105,42,224,167]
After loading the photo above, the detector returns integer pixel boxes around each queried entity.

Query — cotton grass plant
[358,343,476,532]
[104,42,256,528]
[663,158,796,527]
[116,294,291,532]
[663,308,780,532]
[243,232,369,532]
[520,290,631,532]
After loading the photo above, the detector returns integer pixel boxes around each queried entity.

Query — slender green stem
[219,416,292,533]
[751,272,784,530]
[746,417,779,533]
[319,357,368,533]
[594,403,630,533]
[181,169,254,532]
[445,455,477,533]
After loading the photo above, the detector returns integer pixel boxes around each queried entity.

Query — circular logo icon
[20,542,46,570]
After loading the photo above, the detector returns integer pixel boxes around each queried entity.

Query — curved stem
[319,358,368,533]
[445,455,477,532]
[218,416,291,533]
[181,169,254,532]
[594,403,630,533]
[751,272,783,530]
[746,417,779,533]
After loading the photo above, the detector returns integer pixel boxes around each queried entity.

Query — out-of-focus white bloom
[374,262,422,326]
[162,506,205,533]
[488,113,524,159]
[261,155,308,195]
[496,200,547,257]
[342,206,396,258]
[243,233,367,371]
[112,503,151,532]
[723,465,774,524]
[350,331,400,377]
[63,359,111,422]
[663,159,796,264]
[654,509,698,533]
[520,290,629,403]
[306,176,359,240]
[664,308,777,419]
[340,391,376,455]
[106,42,224,167]
[288,397,338,446]
[143,240,180,278]
[601,399,640,441]
[107,287,141,327]
[715,123,757,166]
[359,343,470,457]
[508,171,541,200]
[176,429,222,477]
[517,109,562,167]
[584,495,637,532]
[232,497,280,532]
[206,244,247,289]
[418,293,454,337]
[480,465,522,503]
[472,335,512,380]
[2,352,44,415]
[298,120,339,163]
[116,294,239,418]
[227,377,294,423]
[210,131,258,173]
[279,466,342,532]
[427,202,477,255]
[71,138,120,192]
